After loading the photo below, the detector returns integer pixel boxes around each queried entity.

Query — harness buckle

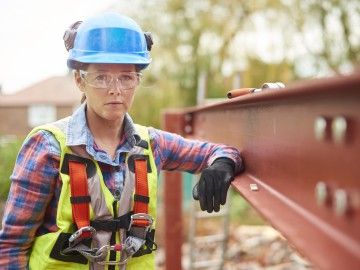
[128,213,153,231]
[96,244,129,265]
[69,226,96,246]
[96,244,122,256]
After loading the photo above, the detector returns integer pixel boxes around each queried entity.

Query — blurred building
[0,75,81,138]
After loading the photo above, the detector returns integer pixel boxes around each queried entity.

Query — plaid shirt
[0,103,242,269]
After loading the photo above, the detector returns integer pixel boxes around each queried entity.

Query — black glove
[192,158,235,213]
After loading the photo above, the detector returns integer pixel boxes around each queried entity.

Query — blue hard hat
[65,12,151,70]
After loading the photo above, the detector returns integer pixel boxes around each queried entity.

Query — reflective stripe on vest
[28,117,158,270]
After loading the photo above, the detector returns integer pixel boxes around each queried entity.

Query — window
[28,105,56,127]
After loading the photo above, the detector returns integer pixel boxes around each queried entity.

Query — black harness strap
[90,212,132,232]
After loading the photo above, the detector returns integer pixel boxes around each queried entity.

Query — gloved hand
[192,158,235,213]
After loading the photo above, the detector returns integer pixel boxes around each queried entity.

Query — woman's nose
[107,80,122,95]
[108,88,120,95]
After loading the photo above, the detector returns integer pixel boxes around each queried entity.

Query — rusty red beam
[163,73,360,270]
[162,111,185,270]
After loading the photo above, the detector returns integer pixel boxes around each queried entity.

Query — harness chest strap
[68,158,152,231]
[65,156,154,263]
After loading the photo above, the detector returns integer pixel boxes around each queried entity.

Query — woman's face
[76,63,138,123]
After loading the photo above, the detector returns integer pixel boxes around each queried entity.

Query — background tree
[112,0,359,126]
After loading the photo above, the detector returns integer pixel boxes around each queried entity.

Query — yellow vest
[28,118,158,270]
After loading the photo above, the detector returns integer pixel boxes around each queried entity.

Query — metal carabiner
[97,257,129,266]
[96,244,123,255]
[95,244,129,265]
[69,226,96,246]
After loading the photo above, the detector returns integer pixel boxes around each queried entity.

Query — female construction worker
[0,12,243,269]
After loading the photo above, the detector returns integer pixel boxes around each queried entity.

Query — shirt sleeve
[148,127,243,174]
[0,131,60,269]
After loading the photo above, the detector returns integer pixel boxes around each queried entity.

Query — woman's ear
[74,70,85,92]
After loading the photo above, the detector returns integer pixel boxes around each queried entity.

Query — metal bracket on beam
[184,113,193,135]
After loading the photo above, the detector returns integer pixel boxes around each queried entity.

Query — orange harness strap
[69,161,91,238]
[133,158,150,227]
[68,158,149,232]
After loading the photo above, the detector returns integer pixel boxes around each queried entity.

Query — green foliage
[241,58,295,89]
[122,0,359,107]
[0,139,22,200]
[130,75,186,128]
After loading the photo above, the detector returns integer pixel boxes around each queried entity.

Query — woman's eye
[95,74,108,81]
[121,75,133,82]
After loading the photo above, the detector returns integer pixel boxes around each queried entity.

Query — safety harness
[59,154,157,266]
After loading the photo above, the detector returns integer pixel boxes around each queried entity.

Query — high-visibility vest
[28,117,158,270]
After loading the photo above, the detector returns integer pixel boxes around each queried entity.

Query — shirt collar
[123,113,141,147]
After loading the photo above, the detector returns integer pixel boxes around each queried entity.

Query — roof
[0,74,82,106]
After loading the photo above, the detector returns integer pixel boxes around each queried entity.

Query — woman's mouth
[106,101,123,105]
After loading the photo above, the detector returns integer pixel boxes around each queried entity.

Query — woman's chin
[102,110,126,122]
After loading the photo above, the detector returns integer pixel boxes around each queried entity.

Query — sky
[0,0,119,94]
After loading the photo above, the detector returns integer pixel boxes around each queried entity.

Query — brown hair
[75,63,89,103]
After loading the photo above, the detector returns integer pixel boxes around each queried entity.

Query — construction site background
[1,1,359,269]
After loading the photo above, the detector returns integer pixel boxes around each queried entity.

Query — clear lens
[80,71,141,90]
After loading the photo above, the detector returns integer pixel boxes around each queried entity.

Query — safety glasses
[79,70,142,90]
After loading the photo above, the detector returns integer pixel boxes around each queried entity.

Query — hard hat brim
[70,53,151,65]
